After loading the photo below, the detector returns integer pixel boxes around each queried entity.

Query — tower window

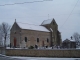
[53,21,55,25]
[47,38,49,43]
[14,32,16,34]
[37,38,39,43]
[25,37,27,42]
[14,31,16,34]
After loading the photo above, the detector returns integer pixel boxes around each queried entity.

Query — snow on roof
[70,39,75,42]
[63,39,75,42]
[50,28,53,32]
[41,19,53,25]
[17,22,50,32]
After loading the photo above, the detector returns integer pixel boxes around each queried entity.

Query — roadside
[0,54,80,60]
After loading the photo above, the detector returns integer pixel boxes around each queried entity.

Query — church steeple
[15,19,16,22]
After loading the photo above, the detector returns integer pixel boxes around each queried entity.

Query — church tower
[41,18,62,46]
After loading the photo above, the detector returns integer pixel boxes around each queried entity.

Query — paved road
[0,55,21,60]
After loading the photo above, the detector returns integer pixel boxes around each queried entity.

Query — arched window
[25,37,27,42]
[37,38,39,43]
[14,31,16,34]
[53,21,55,25]
[47,38,49,43]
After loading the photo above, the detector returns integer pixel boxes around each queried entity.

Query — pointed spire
[15,19,16,22]
[53,18,55,21]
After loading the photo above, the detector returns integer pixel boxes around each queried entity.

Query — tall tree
[0,22,10,48]
[0,26,3,46]
[73,32,80,48]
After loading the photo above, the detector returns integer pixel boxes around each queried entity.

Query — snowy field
[11,56,80,60]
[0,54,80,60]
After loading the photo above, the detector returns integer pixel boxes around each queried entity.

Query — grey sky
[0,0,80,43]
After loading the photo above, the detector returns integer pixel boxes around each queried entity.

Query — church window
[47,38,49,43]
[14,31,16,34]
[53,21,55,25]
[14,32,16,34]
[25,37,27,42]
[37,38,39,43]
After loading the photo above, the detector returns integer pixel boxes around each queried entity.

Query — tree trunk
[4,36,6,49]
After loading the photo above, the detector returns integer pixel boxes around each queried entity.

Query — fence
[6,49,80,58]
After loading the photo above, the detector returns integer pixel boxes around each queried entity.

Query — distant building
[62,39,76,48]
[10,18,62,48]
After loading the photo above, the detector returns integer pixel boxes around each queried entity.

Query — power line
[60,0,79,29]
[0,0,52,6]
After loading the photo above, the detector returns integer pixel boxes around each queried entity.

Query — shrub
[28,46,34,49]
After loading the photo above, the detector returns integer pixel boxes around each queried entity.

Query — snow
[20,40,26,48]
[50,28,53,32]
[0,54,6,56]
[41,19,53,25]
[70,39,75,42]
[0,54,80,60]
[17,22,50,32]
[76,47,80,49]
[6,47,28,49]
[10,56,80,60]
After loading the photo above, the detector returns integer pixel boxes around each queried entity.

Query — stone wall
[10,28,51,48]
[6,49,80,58]
[21,29,51,47]
[0,47,5,54]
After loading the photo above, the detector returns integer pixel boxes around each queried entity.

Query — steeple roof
[41,18,54,25]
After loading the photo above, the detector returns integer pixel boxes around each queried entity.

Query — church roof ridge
[17,22,40,26]
[16,22,50,32]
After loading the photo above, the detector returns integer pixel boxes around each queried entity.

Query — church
[10,18,62,48]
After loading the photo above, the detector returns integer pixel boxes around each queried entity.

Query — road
[0,55,21,60]
[0,54,80,60]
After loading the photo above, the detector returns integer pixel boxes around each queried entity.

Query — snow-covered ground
[0,54,6,56]
[11,56,80,60]
[0,54,80,60]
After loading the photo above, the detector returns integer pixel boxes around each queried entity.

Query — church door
[14,38,17,47]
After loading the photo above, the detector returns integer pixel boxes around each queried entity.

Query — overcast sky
[0,0,80,44]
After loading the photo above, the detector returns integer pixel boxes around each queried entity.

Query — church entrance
[14,37,17,47]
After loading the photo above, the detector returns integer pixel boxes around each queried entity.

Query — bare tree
[0,25,3,46]
[73,32,80,48]
[0,22,10,48]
